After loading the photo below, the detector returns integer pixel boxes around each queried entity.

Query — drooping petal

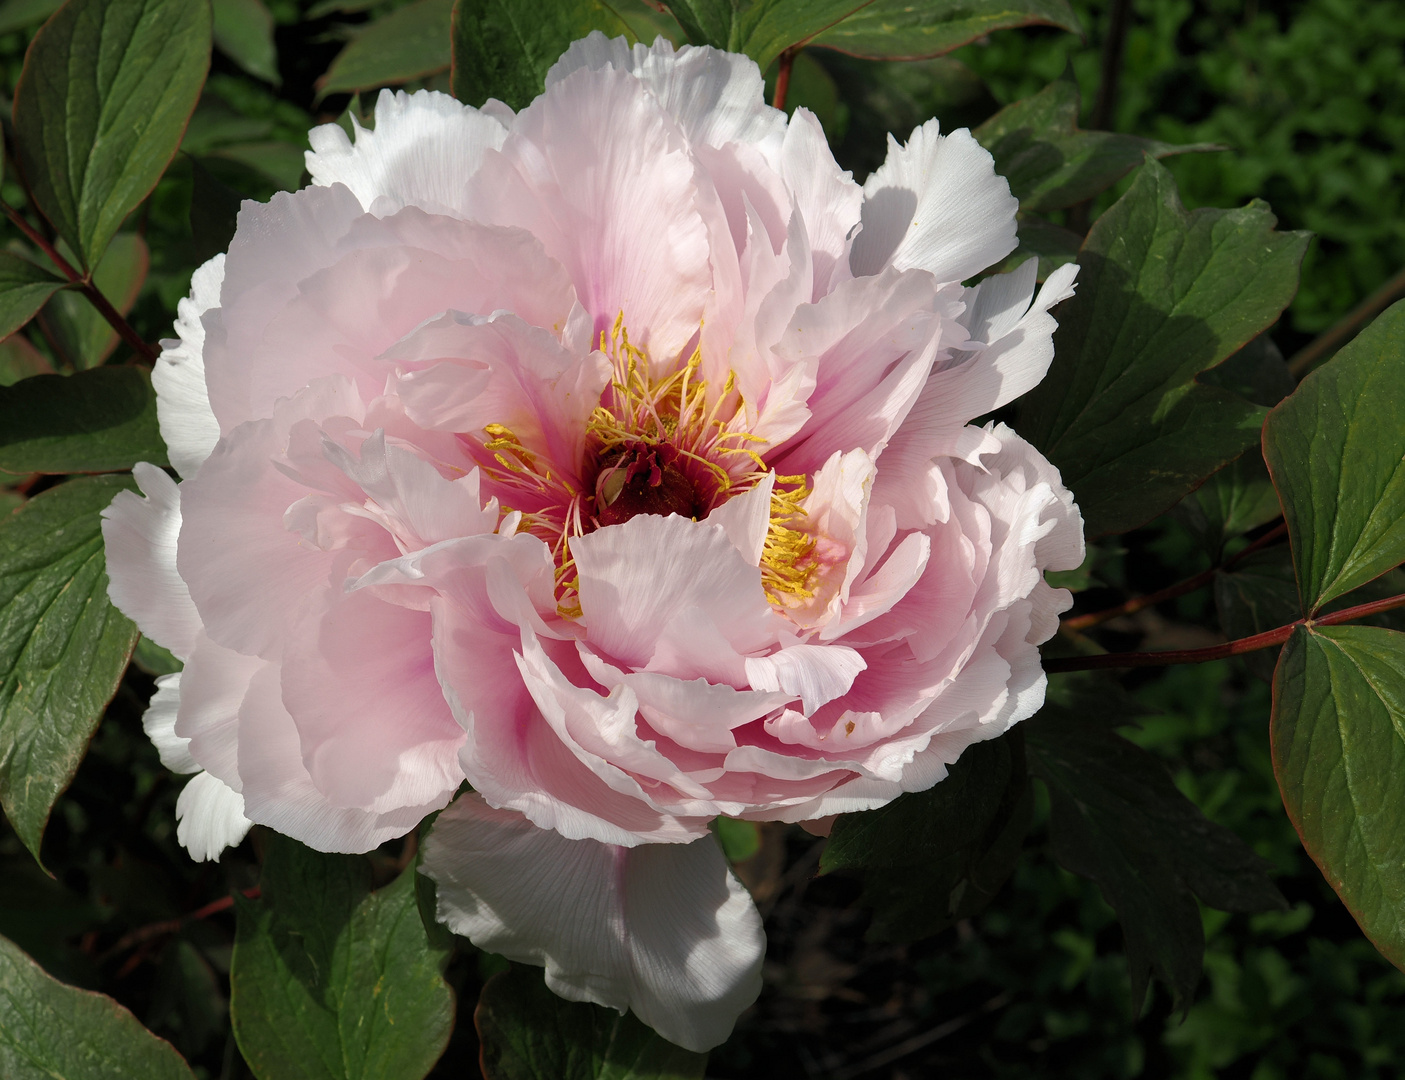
[175,771,252,862]
[849,121,1018,284]
[143,673,196,774]
[423,793,765,1053]
[152,253,223,478]
[101,463,202,659]
[306,88,510,218]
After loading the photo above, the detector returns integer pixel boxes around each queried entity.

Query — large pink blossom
[102,33,1082,1050]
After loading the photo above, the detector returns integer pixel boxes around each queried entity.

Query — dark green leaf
[1177,452,1282,560]
[974,79,1221,212]
[319,0,453,99]
[450,0,635,110]
[0,932,197,1080]
[1271,625,1405,970]
[1026,707,1286,1013]
[822,733,1031,941]
[0,0,62,35]
[1262,298,1405,613]
[230,834,454,1080]
[132,634,183,676]
[1017,157,1309,537]
[12,0,212,268]
[1214,546,1299,680]
[213,0,280,86]
[662,0,871,71]
[0,253,66,341]
[189,156,245,264]
[0,367,168,475]
[992,215,1082,281]
[476,964,707,1080]
[0,334,55,389]
[1197,332,1295,409]
[41,233,149,369]
[0,475,139,863]
[810,0,1081,61]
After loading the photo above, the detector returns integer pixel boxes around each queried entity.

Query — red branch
[99,887,261,963]
[772,48,796,110]
[1063,521,1288,632]
[1045,591,1405,673]
[1,201,159,365]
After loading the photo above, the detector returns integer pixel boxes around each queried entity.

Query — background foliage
[0,0,1403,1077]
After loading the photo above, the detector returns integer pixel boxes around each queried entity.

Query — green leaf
[1262,298,1405,614]
[450,0,635,110]
[12,0,212,269]
[213,0,280,86]
[664,1,880,71]
[318,0,453,100]
[0,253,66,341]
[0,367,168,475]
[0,0,62,35]
[1271,625,1405,970]
[1026,706,1286,1013]
[809,0,1080,60]
[1017,157,1309,537]
[0,334,55,389]
[0,475,139,863]
[476,964,707,1080]
[0,932,197,1080]
[131,634,183,676]
[1177,451,1282,560]
[974,79,1220,212]
[189,156,245,265]
[821,732,1031,942]
[230,835,454,1080]
[40,234,150,369]
[1214,546,1300,680]
[992,215,1082,281]
[712,816,760,863]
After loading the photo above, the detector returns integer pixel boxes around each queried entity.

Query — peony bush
[0,0,1401,1075]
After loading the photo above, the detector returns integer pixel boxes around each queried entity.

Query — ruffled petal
[849,121,1018,284]
[101,462,202,659]
[153,253,223,478]
[175,771,252,862]
[423,793,764,1052]
[306,89,510,218]
[143,673,196,774]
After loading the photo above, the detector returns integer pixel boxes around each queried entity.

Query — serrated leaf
[810,0,1080,60]
[0,475,139,863]
[1026,707,1285,1013]
[450,0,636,110]
[230,835,454,1080]
[0,253,66,341]
[1261,299,1405,614]
[476,964,707,1080]
[319,0,453,100]
[1017,156,1309,537]
[213,0,280,85]
[0,932,196,1080]
[41,233,149,368]
[12,0,212,269]
[821,732,1030,942]
[1271,625,1405,970]
[0,367,168,475]
[662,0,871,71]
[974,79,1220,212]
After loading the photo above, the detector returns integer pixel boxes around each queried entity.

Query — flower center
[472,315,821,616]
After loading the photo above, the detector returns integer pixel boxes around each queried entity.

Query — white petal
[153,254,223,479]
[423,793,764,1052]
[547,32,784,151]
[143,673,196,774]
[101,462,202,659]
[745,644,866,715]
[850,122,1018,284]
[704,471,774,566]
[306,88,510,218]
[779,108,862,294]
[175,771,252,862]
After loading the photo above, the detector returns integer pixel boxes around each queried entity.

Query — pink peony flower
[102,33,1082,1050]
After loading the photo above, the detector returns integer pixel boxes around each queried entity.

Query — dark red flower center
[592,441,705,527]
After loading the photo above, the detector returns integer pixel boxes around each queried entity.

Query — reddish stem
[772,48,796,111]
[99,887,261,962]
[1063,521,1288,632]
[1045,591,1405,673]
[1,201,159,365]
